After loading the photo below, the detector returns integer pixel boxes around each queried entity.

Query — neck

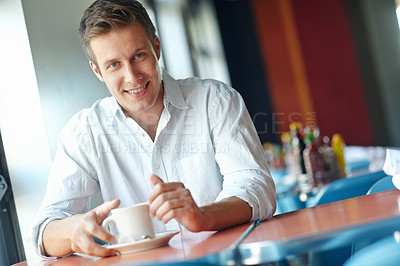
[125,87,164,142]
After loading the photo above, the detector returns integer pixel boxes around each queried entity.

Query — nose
[124,63,141,84]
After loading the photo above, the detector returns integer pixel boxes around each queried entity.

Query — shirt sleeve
[208,83,276,221]
[30,113,100,258]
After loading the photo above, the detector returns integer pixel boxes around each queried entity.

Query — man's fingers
[149,186,194,221]
[148,174,167,203]
[91,224,117,244]
[161,206,191,224]
[70,226,118,257]
[95,246,118,257]
[149,174,164,186]
[148,174,191,221]
[72,236,117,257]
[94,199,120,222]
[150,189,189,215]
[155,196,194,222]
[148,181,185,204]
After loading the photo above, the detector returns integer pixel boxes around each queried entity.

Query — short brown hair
[79,0,156,65]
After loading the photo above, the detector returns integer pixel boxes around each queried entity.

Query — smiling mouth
[127,82,149,94]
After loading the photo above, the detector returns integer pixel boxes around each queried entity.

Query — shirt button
[141,133,146,138]
[154,163,160,169]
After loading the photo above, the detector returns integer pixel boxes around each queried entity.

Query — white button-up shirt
[31,69,276,257]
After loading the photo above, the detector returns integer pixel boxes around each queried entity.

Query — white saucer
[104,230,179,255]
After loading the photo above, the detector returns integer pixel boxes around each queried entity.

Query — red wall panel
[291,0,374,145]
[251,0,374,145]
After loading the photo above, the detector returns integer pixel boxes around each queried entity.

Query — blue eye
[135,53,143,59]
[110,62,118,68]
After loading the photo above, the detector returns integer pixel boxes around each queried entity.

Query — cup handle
[102,216,119,241]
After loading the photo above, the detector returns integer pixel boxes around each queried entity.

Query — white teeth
[128,85,145,94]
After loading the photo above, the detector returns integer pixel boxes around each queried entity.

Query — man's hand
[148,174,206,232]
[148,174,253,232]
[43,199,120,257]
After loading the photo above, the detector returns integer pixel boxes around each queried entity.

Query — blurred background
[0,0,399,263]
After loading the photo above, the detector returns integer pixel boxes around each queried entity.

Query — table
[15,222,252,266]
[15,189,400,266]
[234,188,400,265]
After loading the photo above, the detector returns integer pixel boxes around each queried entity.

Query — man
[31,0,276,258]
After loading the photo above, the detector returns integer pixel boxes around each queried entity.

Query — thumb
[94,199,120,223]
[149,174,164,186]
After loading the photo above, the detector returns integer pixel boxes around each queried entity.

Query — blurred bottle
[320,136,341,182]
[289,122,307,174]
[280,132,291,169]
[332,133,346,177]
[303,126,329,187]
[281,131,300,176]
[273,144,285,169]
[281,132,291,155]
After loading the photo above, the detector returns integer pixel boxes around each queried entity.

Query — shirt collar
[112,67,189,119]
[112,97,125,120]
[162,68,189,110]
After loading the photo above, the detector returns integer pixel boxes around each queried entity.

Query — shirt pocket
[177,153,222,206]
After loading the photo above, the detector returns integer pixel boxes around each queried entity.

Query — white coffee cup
[102,202,155,244]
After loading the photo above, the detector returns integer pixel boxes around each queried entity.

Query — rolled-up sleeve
[209,84,276,220]
[30,114,100,258]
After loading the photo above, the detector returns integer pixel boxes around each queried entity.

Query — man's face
[89,22,162,119]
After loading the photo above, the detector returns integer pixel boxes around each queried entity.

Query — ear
[154,36,161,60]
[90,61,105,82]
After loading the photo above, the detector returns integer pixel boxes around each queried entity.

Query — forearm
[199,197,252,231]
